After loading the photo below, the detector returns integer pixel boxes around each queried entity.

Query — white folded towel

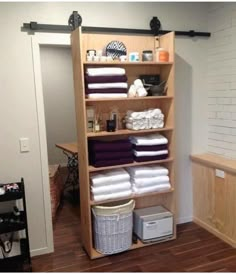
[129,133,168,146]
[136,87,148,97]
[133,150,168,157]
[87,93,128,99]
[126,165,169,178]
[91,182,131,195]
[87,67,125,76]
[132,183,171,194]
[90,168,130,186]
[134,79,144,88]
[93,189,132,202]
[131,176,169,187]
[87,82,128,89]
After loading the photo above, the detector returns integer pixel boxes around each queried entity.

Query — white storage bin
[92,200,135,255]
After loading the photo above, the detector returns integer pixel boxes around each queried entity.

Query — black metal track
[22,23,211,37]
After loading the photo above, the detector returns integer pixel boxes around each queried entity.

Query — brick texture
[207,3,236,159]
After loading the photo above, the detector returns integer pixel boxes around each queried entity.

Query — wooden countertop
[191,153,236,174]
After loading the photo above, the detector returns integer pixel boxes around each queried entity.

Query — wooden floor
[32,202,236,272]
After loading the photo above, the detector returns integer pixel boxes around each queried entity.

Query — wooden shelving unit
[71,27,175,259]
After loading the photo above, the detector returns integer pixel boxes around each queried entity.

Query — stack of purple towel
[129,133,169,162]
[85,67,128,99]
[88,139,133,167]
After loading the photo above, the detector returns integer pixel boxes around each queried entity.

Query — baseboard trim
[176,216,193,224]
[31,246,54,257]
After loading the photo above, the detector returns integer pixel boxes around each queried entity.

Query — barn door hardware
[22,11,211,37]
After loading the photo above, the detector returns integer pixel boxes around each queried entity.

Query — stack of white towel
[85,67,128,99]
[126,165,171,194]
[128,79,148,97]
[129,133,169,162]
[90,168,132,202]
[125,108,164,130]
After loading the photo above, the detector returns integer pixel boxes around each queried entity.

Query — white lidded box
[133,205,173,242]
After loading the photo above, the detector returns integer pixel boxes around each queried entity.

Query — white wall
[40,46,76,165]
[207,3,236,159]
[0,2,209,255]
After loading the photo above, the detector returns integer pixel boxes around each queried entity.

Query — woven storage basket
[92,199,135,255]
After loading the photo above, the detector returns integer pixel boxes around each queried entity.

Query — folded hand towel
[128,84,137,97]
[132,183,171,194]
[87,67,125,76]
[133,144,168,151]
[131,176,169,187]
[126,165,169,177]
[133,150,168,157]
[129,133,168,146]
[86,88,128,94]
[89,139,132,152]
[91,151,133,161]
[136,87,148,97]
[90,168,130,186]
[93,189,132,202]
[91,182,131,195]
[91,157,133,167]
[85,75,127,84]
[134,154,168,162]
[87,93,128,99]
[88,82,128,89]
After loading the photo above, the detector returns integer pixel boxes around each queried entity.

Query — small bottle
[94,119,100,132]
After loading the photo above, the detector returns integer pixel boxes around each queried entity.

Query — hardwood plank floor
[32,202,236,272]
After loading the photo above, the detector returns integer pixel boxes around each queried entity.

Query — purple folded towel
[85,88,128,94]
[92,151,133,161]
[92,157,134,168]
[89,139,132,152]
[134,154,168,162]
[133,144,168,151]
[85,75,128,84]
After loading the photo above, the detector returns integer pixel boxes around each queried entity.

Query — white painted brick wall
[208,3,236,159]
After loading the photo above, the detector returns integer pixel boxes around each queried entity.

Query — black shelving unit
[0,179,32,272]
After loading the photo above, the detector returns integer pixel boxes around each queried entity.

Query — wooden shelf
[90,236,176,259]
[87,127,174,138]
[89,157,174,172]
[84,61,173,66]
[90,188,174,205]
[85,95,173,103]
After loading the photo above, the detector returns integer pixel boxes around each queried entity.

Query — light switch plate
[215,169,225,178]
[19,138,30,152]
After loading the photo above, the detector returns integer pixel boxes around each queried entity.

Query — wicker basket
[92,199,135,255]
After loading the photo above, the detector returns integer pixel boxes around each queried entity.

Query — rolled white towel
[134,79,144,88]
[86,67,125,76]
[136,87,148,97]
[93,189,132,202]
[128,84,137,97]
[126,165,169,178]
[91,182,131,195]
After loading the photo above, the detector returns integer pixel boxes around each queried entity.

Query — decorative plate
[105,41,127,60]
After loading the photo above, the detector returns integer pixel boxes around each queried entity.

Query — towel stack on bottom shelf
[88,139,133,167]
[85,67,128,99]
[90,168,132,202]
[126,165,171,194]
[130,133,169,162]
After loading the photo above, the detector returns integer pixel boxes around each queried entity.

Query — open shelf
[85,95,173,102]
[87,127,174,138]
[0,211,25,234]
[90,236,176,259]
[89,157,173,172]
[84,61,173,66]
[90,188,174,205]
